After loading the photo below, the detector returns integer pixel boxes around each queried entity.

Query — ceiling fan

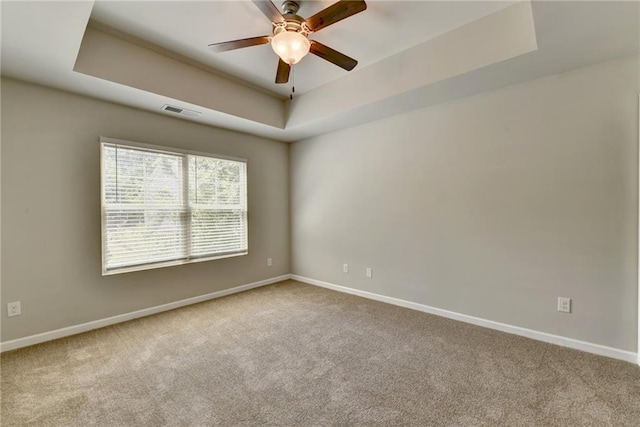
[209,0,367,85]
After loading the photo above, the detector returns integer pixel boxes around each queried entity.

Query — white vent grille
[161,104,202,118]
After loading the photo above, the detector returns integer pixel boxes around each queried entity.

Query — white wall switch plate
[7,301,21,317]
[343,263,349,273]
[267,258,272,267]
[366,267,373,278]
[558,297,571,313]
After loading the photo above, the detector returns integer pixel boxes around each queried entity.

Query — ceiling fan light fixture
[271,30,310,65]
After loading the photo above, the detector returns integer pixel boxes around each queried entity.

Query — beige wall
[2,56,639,353]
[290,57,639,352]
[1,78,290,342]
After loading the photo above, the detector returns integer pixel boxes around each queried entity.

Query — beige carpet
[1,280,639,426]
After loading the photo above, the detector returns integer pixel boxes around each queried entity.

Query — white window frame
[100,137,248,275]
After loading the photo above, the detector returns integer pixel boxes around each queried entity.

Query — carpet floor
[1,280,639,426]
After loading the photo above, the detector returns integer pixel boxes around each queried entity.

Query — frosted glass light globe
[271,31,310,65]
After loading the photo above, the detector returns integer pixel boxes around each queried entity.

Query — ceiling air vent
[161,104,202,118]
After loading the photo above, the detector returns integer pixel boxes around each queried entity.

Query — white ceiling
[1,1,638,142]
[90,0,514,97]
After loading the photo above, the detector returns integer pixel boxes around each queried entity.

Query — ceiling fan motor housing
[274,0,309,37]
[273,13,309,37]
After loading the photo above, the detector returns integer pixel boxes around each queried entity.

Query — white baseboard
[0,274,291,353]
[4,273,637,365]
[291,275,638,364]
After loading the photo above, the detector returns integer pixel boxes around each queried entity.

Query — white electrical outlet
[558,297,571,313]
[366,267,373,278]
[343,263,349,273]
[267,258,273,267]
[7,301,21,317]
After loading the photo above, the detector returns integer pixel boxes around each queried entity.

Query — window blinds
[101,140,247,274]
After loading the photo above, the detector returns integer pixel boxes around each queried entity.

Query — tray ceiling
[1,1,638,142]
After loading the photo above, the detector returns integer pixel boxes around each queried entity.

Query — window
[100,138,247,275]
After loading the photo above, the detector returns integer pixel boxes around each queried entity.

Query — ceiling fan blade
[305,0,367,33]
[309,41,358,71]
[208,36,271,52]
[275,59,291,84]
[252,0,285,23]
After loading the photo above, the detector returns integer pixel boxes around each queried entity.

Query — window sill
[102,251,248,276]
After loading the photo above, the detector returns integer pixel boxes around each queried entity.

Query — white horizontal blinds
[101,140,248,274]
[189,156,248,258]
[103,144,187,270]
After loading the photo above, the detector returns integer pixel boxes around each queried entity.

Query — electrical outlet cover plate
[343,264,349,273]
[558,297,571,313]
[8,301,21,317]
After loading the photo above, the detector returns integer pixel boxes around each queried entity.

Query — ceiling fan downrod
[280,1,300,15]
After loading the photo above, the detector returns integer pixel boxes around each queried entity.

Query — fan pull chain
[290,66,295,101]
